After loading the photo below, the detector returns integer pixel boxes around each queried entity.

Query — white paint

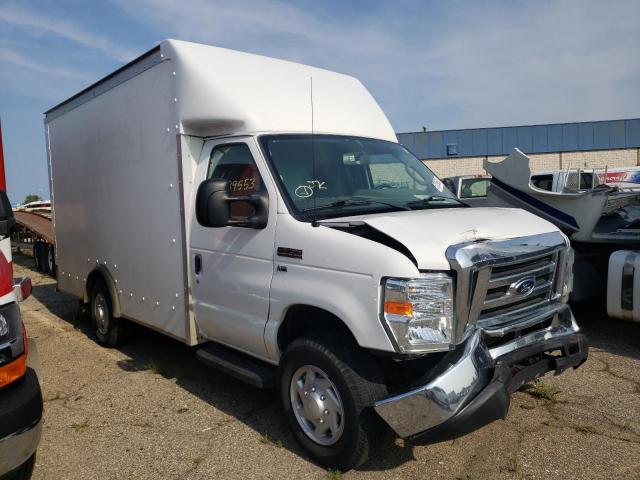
[332,207,559,271]
[484,149,609,242]
[607,250,640,322]
[161,39,396,141]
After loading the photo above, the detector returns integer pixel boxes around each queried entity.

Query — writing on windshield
[260,135,460,219]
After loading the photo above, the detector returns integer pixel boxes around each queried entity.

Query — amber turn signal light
[384,300,413,316]
[0,354,27,388]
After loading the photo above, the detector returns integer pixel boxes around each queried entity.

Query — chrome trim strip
[488,304,577,359]
[488,261,556,288]
[481,302,565,337]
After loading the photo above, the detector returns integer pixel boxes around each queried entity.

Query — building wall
[423,148,640,179]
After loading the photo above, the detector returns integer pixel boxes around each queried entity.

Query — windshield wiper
[405,195,463,208]
[302,199,409,213]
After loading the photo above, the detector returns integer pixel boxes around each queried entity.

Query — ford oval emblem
[510,276,536,297]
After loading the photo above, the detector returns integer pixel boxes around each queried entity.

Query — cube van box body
[45,39,587,469]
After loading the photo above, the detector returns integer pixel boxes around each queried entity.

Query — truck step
[196,343,277,389]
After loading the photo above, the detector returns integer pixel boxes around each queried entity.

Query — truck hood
[333,207,560,270]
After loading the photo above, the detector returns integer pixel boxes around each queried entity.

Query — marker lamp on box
[383,274,454,353]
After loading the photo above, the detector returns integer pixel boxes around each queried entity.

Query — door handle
[194,254,202,275]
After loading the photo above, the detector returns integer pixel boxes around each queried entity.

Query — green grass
[327,468,342,480]
[146,359,174,379]
[71,419,89,432]
[502,457,520,473]
[525,379,561,402]
[193,456,204,466]
[260,433,270,444]
[576,425,598,434]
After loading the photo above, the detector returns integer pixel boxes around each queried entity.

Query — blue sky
[0,0,638,204]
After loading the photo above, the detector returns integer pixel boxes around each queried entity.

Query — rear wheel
[90,279,129,347]
[38,242,49,274]
[46,244,56,278]
[32,242,42,272]
[279,332,388,470]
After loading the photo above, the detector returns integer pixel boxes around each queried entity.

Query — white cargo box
[607,250,640,322]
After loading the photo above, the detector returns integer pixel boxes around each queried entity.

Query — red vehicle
[0,119,42,480]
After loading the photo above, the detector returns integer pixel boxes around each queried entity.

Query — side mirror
[0,191,15,237]
[195,178,268,229]
[0,218,15,237]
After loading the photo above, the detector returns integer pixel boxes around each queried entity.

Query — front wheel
[279,332,388,470]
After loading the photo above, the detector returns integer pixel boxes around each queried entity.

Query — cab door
[189,137,277,359]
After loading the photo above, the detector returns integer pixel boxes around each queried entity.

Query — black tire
[32,242,41,272]
[38,242,49,274]
[2,453,36,480]
[90,279,129,347]
[279,332,388,470]
[46,244,56,278]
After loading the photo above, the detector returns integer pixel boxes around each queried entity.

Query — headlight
[382,274,454,353]
[562,247,574,301]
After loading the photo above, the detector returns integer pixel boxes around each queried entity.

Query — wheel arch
[84,265,122,317]
[276,304,359,353]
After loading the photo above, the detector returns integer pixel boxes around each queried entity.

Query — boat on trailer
[484,148,640,246]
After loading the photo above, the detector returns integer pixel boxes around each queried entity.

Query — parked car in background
[442,175,490,206]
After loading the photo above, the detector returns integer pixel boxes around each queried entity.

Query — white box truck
[45,40,587,470]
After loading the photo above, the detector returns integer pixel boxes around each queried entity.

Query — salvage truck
[45,40,587,470]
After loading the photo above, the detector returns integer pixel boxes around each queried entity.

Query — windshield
[260,135,461,220]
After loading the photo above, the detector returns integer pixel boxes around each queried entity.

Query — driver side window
[207,144,265,219]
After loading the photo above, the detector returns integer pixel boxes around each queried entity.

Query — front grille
[477,251,559,325]
[483,316,554,349]
[447,232,569,343]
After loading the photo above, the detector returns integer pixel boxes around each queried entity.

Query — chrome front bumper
[374,304,587,438]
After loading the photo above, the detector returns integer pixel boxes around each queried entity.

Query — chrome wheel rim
[93,293,109,335]
[290,365,345,446]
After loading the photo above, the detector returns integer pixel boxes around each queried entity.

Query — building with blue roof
[397,118,640,178]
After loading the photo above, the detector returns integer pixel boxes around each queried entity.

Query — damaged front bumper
[374,304,587,439]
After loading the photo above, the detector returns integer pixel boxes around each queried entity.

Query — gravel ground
[12,252,640,480]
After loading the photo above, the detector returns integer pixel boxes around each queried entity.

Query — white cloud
[415,0,640,129]
[0,4,137,62]
[0,45,82,78]
[112,0,640,131]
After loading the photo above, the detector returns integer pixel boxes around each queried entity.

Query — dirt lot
[13,252,640,480]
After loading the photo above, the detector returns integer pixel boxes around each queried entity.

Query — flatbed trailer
[12,210,56,276]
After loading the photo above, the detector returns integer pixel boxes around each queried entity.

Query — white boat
[484,149,640,245]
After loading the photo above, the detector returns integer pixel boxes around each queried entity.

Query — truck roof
[45,39,396,142]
